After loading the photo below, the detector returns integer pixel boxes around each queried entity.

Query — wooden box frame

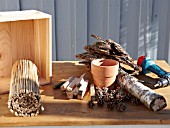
[0,10,52,93]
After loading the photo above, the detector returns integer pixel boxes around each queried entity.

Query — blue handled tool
[137,56,170,88]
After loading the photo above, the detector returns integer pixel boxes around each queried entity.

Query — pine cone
[116,102,126,112]
[88,100,95,108]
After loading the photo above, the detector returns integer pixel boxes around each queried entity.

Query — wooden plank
[0,0,20,11]
[0,10,51,22]
[19,0,56,60]
[0,61,170,126]
[0,22,12,77]
[34,18,52,80]
[11,20,35,63]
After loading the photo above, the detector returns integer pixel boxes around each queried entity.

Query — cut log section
[116,69,167,111]
[60,77,75,92]
[77,80,88,100]
[90,84,96,101]
[8,59,44,117]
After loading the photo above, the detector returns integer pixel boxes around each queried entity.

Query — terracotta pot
[91,59,119,88]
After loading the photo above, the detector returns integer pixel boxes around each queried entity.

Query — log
[77,80,88,100]
[60,76,75,92]
[8,60,44,117]
[90,84,96,101]
[116,69,167,111]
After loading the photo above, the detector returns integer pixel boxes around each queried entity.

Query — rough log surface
[8,60,43,117]
[117,69,167,111]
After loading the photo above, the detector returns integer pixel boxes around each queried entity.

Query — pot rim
[91,59,119,68]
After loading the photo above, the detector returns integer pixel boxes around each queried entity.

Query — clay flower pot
[91,59,119,88]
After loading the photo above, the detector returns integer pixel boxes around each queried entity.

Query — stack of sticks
[76,34,141,75]
[60,74,88,99]
[8,60,44,117]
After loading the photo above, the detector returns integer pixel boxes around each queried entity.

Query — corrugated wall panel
[0,0,20,11]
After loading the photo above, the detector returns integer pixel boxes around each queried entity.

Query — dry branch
[76,34,141,74]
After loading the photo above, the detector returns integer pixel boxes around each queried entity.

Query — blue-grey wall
[1,0,170,63]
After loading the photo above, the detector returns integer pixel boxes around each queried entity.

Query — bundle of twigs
[8,60,44,117]
[76,34,141,74]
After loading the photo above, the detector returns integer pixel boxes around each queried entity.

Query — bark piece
[116,69,167,111]
[76,34,141,74]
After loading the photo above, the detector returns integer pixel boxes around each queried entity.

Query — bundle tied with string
[8,59,44,117]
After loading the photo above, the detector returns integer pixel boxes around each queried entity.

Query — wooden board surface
[0,10,52,89]
[0,61,170,126]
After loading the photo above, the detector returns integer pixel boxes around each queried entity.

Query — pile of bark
[76,34,141,75]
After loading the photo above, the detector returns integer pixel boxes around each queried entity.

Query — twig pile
[76,34,141,74]
[60,74,88,100]
[8,60,44,117]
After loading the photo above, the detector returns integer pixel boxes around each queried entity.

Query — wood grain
[0,10,52,94]
[0,61,170,126]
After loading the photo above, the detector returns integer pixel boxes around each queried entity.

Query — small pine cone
[116,102,126,112]
[124,93,132,102]
[107,102,115,110]
[88,100,95,108]
[131,97,141,106]
[97,98,104,107]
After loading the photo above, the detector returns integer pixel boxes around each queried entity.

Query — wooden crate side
[0,22,12,77]
[34,18,52,82]
[11,20,35,63]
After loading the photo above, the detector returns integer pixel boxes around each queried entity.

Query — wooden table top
[0,61,170,126]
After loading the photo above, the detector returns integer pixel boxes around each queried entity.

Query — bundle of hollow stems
[76,34,141,75]
[8,59,44,117]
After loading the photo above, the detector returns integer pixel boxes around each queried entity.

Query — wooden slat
[34,18,52,80]
[0,22,12,77]
[11,20,35,63]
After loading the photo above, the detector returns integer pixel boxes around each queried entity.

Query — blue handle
[142,57,167,77]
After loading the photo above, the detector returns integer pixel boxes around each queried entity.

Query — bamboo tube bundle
[8,59,44,117]
[116,69,167,111]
